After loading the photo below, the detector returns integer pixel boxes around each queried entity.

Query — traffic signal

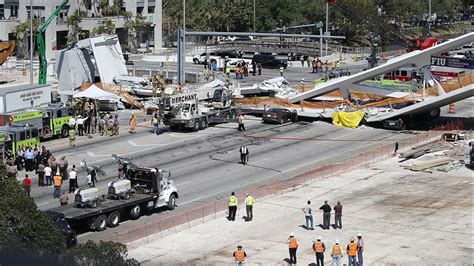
[326,0,336,3]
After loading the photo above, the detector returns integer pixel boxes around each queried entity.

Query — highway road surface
[27,113,417,243]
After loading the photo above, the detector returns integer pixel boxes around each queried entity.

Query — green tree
[11,19,39,59]
[124,14,145,53]
[65,240,139,265]
[0,171,65,263]
[92,18,115,36]
[66,11,83,44]
[0,171,139,265]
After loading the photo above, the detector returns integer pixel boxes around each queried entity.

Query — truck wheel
[61,126,69,138]
[192,120,200,132]
[91,200,98,208]
[167,194,177,210]
[199,119,207,130]
[193,58,199,64]
[129,205,141,219]
[94,215,107,231]
[124,193,130,200]
[107,211,120,227]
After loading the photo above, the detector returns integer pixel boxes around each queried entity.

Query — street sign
[431,56,474,70]
[315,22,323,29]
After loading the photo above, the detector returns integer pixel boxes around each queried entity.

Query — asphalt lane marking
[175,181,191,187]
[252,157,270,164]
[127,140,164,147]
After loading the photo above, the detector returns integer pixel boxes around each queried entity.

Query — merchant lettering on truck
[170,93,198,105]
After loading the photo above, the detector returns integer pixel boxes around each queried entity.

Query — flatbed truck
[46,165,178,232]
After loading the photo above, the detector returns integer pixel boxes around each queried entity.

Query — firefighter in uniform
[228,192,237,221]
[233,245,247,266]
[346,237,357,266]
[313,236,326,266]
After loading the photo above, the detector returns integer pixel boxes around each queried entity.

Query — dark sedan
[262,108,298,124]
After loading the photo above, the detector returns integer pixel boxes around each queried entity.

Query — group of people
[300,55,339,74]
[303,200,343,230]
[227,192,254,222]
[287,233,365,266]
[68,112,120,147]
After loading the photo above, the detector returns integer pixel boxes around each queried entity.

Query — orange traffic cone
[22,68,27,76]
[448,104,455,114]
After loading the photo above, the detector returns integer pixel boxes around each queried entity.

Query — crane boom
[37,0,69,84]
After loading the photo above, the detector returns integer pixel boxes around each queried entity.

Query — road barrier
[100,119,466,247]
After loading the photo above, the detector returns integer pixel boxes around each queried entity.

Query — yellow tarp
[331,111,365,128]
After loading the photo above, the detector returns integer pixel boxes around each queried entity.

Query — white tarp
[73,84,120,100]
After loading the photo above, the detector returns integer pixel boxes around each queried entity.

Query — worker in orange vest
[233,245,247,266]
[312,236,326,266]
[346,237,358,266]
[53,170,62,199]
[356,233,364,266]
[287,232,298,265]
[330,240,344,266]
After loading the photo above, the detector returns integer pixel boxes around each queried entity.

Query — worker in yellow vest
[244,193,254,221]
[330,239,344,266]
[287,232,298,264]
[346,237,357,266]
[225,64,231,79]
[228,192,238,221]
[356,233,364,266]
[312,236,326,266]
[53,170,62,199]
[233,245,247,266]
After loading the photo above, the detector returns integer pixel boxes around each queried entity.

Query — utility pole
[253,0,256,32]
[370,5,382,69]
[325,1,329,56]
[428,0,432,32]
[29,0,33,84]
[182,0,186,85]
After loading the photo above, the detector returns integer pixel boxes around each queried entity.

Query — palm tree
[65,11,82,44]
[92,18,115,36]
[12,19,39,59]
[124,13,144,53]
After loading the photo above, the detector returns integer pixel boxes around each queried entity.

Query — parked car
[252,54,288,69]
[98,99,124,112]
[262,108,298,124]
[45,211,77,248]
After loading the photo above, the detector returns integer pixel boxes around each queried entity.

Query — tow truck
[45,156,178,232]
[158,87,240,131]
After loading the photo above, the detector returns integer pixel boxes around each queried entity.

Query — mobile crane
[37,0,69,84]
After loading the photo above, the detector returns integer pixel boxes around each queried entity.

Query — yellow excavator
[0,42,15,65]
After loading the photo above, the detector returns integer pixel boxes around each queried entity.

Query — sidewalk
[128,156,472,265]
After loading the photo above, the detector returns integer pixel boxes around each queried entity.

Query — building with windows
[0,0,162,60]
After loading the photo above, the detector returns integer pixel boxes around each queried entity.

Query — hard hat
[350,237,355,242]
[317,236,321,240]
[158,169,163,173]
[301,78,305,82]
[150,168,157,173]
[335,239,339,244]
[290,232,295,237]
[357,233,362,237]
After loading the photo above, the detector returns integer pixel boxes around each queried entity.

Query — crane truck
[45,156,178,232]
[158,87,240,131]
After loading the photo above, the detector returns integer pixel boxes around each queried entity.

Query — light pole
[325,1,329,56]
[253,0,256,32]
[428,0,431,32]
[29,0,33,84]
[182,0,185,85]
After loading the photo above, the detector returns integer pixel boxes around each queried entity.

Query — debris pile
[399,132,473,173]
[256,77,298,98]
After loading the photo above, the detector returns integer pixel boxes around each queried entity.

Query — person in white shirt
[68,166,78,193]
[44,165,52,187]
[76,115,85,136]
[302,200,314,230]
